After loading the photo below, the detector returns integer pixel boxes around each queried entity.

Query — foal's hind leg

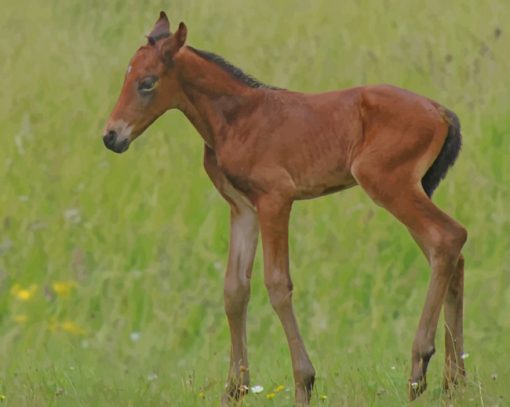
[353,163,466,400]
[444,254,466,390]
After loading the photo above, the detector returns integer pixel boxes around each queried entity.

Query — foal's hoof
[221,384,248,406]
[443,369,466,393]
[408,377,427,401]
[295,375,315,405]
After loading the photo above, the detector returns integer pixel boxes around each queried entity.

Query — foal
[103,12,467,404]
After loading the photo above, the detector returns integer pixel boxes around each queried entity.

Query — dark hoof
[295,375,315,405]
[443,368,466,392]
[408,377,427,401]
[221,384,248,406]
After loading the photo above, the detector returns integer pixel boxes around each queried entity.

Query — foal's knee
[264,273,293,310]
[224,279,250,317]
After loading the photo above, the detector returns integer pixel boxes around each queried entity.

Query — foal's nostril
[103,130,117,148]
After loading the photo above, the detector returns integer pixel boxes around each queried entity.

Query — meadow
[0,0,509,405]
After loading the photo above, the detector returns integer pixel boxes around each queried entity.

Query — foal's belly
[292,168,358,200]
[283,133,358,200]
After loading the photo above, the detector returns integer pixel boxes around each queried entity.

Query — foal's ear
[159,22,188,64]
[175,22,188,49]
[147,11,171,44]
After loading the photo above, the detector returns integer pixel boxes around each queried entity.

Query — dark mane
[188,47,279,90]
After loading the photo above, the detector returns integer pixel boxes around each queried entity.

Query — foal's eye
[138,76,158,93]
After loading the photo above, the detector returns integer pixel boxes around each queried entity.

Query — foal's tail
[421,109,462,198]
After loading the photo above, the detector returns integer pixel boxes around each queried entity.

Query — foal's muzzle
[103,130,130,153]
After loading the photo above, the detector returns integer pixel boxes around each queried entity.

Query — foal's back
[221,84,449,201]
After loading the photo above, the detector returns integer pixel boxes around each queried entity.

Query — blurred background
[0,0,508,405]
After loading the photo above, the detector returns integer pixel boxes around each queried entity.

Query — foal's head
[103,12,187,153]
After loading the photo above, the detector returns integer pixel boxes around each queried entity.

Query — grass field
[1,1,509,405]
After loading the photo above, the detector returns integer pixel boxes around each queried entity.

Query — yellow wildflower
[52,281,76,298]
[197,391,205,399]
[0,393,5,401]
[12,314,28,323]
[266,392,276,399]
[61,321,86,335]
[274,385,285,393]
[10,284,37,301]
[319,394,328,401]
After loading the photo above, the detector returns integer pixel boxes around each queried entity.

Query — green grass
[1,0,509,405]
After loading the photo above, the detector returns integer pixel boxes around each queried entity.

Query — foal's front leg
[257,195,316,405]
[222,204,259,404]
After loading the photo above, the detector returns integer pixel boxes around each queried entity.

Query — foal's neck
[175,47,262,149]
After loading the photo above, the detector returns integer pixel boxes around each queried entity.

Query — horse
[103,11,467,405]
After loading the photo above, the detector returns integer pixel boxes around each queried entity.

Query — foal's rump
[353,85,461,197]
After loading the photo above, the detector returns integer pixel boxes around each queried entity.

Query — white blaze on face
[127,65,132,75]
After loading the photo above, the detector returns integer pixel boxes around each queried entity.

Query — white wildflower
[251,385,264,394]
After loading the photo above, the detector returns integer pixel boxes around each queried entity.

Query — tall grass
[0,0,509,405]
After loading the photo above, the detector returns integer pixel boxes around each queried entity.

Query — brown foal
[103,12,467,404]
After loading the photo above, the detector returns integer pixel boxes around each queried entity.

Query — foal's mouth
[103,130,130,154]
[105,139,130,153]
